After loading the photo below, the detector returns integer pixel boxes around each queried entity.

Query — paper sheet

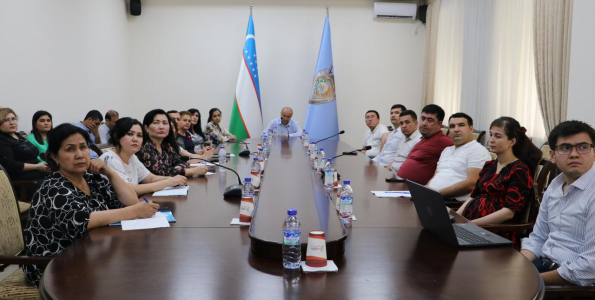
[371,191,411,198]
[230,218,251,226]
[205,172,216,176]
[121,215,170,231]
[190,162,215,167]
[153,186,189,196]
[301,260,338,273]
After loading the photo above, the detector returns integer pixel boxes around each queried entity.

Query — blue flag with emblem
[303,16,339,142]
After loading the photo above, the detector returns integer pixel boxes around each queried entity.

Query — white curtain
[432,0,546,146]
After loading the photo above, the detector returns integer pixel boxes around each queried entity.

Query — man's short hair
[421,104,445,122]
[365,110,380,119]
[167,110,179,115]
[84,110,103,122]
[548,120,595,149]
[105,110,119,121]
[448,112,473,126]
[391,104,406,112]
[399,110,417,121]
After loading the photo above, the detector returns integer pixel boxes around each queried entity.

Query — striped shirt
[521,163,595,286]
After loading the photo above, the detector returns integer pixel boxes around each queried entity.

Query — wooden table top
[40,137,544,300]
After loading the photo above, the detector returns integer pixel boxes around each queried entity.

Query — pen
[142,196,149,203]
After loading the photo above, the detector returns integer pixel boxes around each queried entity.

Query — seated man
[521,120,595,286]
[387,110,422,173]
[74,110,103,159]
[362,110,389,159]
[373,104,406,166]
[264,107,302,137]
[397,104,454,185]
[426,113,491,201]
[98,110,119,145]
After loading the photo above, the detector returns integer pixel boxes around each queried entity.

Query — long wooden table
[39,137,544,300]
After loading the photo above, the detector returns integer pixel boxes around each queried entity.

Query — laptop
[406,180,512,247]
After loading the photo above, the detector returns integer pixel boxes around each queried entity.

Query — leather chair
[0,166,50,299]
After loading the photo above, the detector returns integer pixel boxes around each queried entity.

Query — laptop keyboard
[453,225,492,245]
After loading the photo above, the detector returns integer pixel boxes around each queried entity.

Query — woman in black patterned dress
[457,117,542,247]
[23,124,160,287]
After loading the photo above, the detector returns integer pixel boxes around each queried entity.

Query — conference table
[39,137,545,299]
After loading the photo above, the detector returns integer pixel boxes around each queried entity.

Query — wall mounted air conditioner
[374,2,417,20]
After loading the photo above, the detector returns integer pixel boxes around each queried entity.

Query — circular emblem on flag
[309,66,336,105]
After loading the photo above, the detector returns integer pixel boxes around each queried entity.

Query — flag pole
[250,5,253,15]
[326,6,329,17]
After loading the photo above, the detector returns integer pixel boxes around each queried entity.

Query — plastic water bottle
[257,147,265,175]
[268,129,274,140]
[218,146,226,167]
[316,148,326,173]
[335,184,342,213]
[324,158,334,188]
[274,126,279,137]
[242,177,254,198]
[309,143,317,162]
[339,180,353,224]
[251,157,261,190]
[262,140,269,158]
[282,209,301,269]
[303,132,310,148]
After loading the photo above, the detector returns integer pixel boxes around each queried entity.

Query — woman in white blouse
[100,117,187,196]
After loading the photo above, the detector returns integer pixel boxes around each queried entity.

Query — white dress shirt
[264,118,302,137]
[98,124,110,145]
[363,124,389,158]
[428,140,491,200]
[521,164,595,286]
[390,129,422,173]
[373,127,404,166]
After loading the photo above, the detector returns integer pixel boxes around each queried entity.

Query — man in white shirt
[521,120,595,286]
[387,110,422,173]
[264,107,302,137]
[362,110,389,158]
[427,113,490,201]
[373,104,406,166]
[98,110,119,145]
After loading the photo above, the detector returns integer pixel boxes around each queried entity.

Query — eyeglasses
[554,143,594,155]
[3,117,18,123]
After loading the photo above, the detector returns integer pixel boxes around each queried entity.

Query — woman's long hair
[187,108,206,140]
[142,109,180,154]
[490,117,542,174]
[108,117,147,152]
[31,110,53,144]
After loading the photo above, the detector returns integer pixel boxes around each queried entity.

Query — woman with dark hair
[177,111,197,154]
[136,109,207,177]
[0,107,48,179]
[100,117,188,196]
[457,116,542,246]
[205,108,236,144]
[25,110,52,162]
[23,123,159,286]
[171,111,214,160]
[187,108,206,142]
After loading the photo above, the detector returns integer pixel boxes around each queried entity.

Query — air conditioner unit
[374,2,417,20]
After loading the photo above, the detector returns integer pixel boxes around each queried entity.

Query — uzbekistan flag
[229,14,263,140]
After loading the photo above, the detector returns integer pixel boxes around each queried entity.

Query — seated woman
[23,123,159,286]
[171,115,214,160]
[0,107,48,180]
[176,111,197,154]
[188,108,206,146]
[100,117,188,196]
[136,109,207,177]
[205,108,236,144]
[457,116,542,246]
[26,110,53,163]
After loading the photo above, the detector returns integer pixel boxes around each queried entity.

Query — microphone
[182,156,244,198]
[236,141,251,157]
[314,130,345,144]
[332,145,371,159]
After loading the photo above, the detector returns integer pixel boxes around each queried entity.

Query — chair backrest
[516,160,560,232]
[18,131,28,139]
[540,144,551,160]
[440,127,448,135]
[489,152,497,160]
[90,144,103,156]
[0,165,25,257]
[473,129,486,144]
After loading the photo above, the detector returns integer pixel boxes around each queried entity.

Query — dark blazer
[0,131,42,179]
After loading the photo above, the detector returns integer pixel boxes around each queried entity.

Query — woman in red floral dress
[457,117,542,247]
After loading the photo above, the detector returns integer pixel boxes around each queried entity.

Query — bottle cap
[220,146,225,149]
[245,178,251,182]
[253,157,258,161]
[344,180,350,185]
[327,158,332,162]
[287,209,297,216]
[319,148,324,151]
